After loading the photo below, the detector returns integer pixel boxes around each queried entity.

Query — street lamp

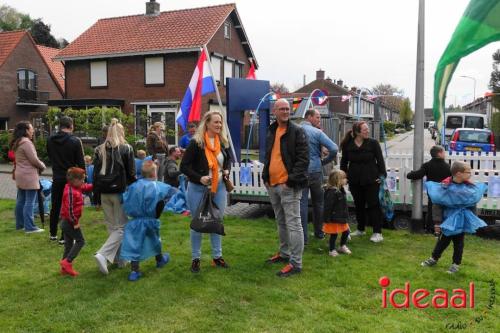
[460,75,476,103]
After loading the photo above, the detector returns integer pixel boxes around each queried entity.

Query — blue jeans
[187,181,227,260]
[15,189,39,231]
[300,172,324,242]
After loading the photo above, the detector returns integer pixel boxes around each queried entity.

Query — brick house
[55,1,257,144]
[0,30,64,130]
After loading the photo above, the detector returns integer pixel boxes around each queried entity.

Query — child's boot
[60,259,79,276]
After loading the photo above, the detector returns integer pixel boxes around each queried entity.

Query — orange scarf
[204,132,221,193]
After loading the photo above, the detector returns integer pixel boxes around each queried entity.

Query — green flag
[433,0,500,132]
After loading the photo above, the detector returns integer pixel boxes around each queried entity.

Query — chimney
[326,76,332,83]
[316,69,325,80]
[337,79,343,87]
[146,0,160,16]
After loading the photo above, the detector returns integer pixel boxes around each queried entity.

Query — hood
[51,131,72,145]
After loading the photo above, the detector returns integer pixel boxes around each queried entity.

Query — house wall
[295,80,350,115]
[65,13,252,126]
[0,34,62,129]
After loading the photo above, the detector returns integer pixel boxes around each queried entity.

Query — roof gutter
[55,47,201,61]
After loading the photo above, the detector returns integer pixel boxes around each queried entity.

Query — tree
[30,19,59,48]
[271,82,289,94]
[0,5,32,31]
[489,49,500,110]
[372,83,405,113]
[0,5,65,49]
[399,98,413,129]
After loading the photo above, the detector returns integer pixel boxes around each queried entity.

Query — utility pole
[411,0,425,233]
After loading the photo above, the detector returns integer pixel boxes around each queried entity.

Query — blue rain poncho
[425,181,487,236]
[120,178,176,261]
[164,175,188,214]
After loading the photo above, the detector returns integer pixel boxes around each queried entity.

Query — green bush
[126,134,146,154]
[491,112,500,136]
[383,121,396,135]
[33,137,49,165]
[0,131,11,162]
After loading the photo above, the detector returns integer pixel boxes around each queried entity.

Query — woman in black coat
[340,121,386,243]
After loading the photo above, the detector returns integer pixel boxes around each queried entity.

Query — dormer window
[224,22,231,39]
[17,69,37,90]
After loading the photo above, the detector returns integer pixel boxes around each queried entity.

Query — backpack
[95,145,127,193]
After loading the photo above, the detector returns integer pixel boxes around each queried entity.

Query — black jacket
[47,131,85,181]
[406,157,451,182]
[93,143,136,195]
[180,140,231,185]
[323,187,349,223]
[262,121,309,189]
[340,138,386,186]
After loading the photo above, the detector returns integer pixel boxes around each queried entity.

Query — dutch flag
[176,50,216,131]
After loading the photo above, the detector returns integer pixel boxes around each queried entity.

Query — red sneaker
[277,263,301,277]
[60,259,79,277]
[266,252,289,264]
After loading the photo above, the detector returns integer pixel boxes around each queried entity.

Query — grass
[0,199,498,333]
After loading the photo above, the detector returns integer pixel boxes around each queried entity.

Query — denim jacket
[301,121,338,174]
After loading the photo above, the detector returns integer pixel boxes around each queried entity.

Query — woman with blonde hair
[180,110,232,273]
[93,118,136,275]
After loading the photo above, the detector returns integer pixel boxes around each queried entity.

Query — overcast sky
[5,0,499,108]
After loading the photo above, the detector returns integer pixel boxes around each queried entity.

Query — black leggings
[432,233,465,265]
[349,182,382,233]
[329,231,349,251]
[61,220,85,262]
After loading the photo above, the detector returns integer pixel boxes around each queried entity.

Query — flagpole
[411,0,425,233]
[203,45,238,161]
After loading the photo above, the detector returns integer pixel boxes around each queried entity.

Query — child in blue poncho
[421,161,487,274]
[120,160,177,281]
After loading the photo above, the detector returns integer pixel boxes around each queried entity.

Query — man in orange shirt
[262,98,309,277]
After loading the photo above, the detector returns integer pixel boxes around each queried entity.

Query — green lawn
[0,199,498,333]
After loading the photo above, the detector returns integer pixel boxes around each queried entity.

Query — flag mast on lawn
[411,0,425,233]
[203,45,237,161]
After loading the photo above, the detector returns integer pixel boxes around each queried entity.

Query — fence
[229,152,500,213]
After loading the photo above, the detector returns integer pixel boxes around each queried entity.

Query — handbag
[223,175,234,192]
[190,188,225,235]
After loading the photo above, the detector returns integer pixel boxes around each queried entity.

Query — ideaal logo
[379,276,474,309]
[379,277,496,329]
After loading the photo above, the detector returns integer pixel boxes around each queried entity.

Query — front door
[149,105,178,145]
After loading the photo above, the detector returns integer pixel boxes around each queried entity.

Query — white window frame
[145,57,164,85]
[90,60,107,87]
[224,22,231,39]
[211,56,222,85]
[223,60,233,86]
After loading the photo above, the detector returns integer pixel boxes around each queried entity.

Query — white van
[437,112,488,145]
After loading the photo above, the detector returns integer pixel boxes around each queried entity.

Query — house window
[145,57,164,85]
[224,22,231,39]
[0,118,8,130]
[17,69,37,90]
[211,56,222,84]
[90,60,107,87]
[223,60,233,86]
[235,63,243,79]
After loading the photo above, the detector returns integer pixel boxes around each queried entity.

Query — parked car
[449,128,496,153]
[437,112,488,146]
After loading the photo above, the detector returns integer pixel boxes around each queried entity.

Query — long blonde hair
[326,169,346,190]
[98,118,127,174]
[192,110,229,147]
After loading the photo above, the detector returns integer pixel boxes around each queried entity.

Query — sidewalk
[0,163,53,176]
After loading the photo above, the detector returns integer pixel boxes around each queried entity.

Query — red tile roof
[0,30,27,68]
[37,45,65,94]
[58,3,237,60]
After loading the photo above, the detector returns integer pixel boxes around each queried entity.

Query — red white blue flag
[176,50,216,130]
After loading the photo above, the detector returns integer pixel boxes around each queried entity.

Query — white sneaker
[338,245,352,255]
[351,230,366,236]
[370,233,384,243]
[25,228,44,234]
[329,250,339,257]
[94,253,109,275]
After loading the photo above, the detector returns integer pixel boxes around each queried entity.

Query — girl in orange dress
[323,170,351,257]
